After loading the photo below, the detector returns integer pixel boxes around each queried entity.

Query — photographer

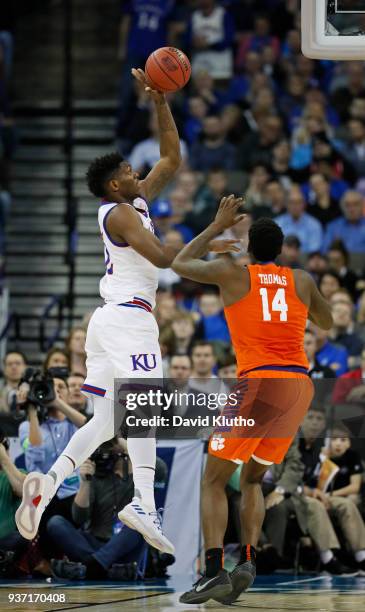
[0,433,28,568]
[18,375,86,538]
[48,439,169,581]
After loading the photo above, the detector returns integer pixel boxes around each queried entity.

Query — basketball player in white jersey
[15,68,216,554]
[16,68,237,552]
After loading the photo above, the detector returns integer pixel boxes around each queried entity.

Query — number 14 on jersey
[260,288,288,322]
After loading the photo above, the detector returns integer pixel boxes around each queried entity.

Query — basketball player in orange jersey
[173,196,333,605]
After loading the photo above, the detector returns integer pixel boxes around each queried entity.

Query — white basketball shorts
[81,300,163,401]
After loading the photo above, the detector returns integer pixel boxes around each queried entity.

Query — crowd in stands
[0,0,365,582]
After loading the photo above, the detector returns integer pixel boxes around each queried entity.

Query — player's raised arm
[172,195,243,284]
[107,203,179,268]
[132,68,182,201]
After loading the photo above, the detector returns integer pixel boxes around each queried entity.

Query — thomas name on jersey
[258,273,288,286]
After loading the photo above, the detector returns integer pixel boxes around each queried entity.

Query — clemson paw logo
[210,436,225,451]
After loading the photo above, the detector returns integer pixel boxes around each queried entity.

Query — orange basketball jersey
[224,263,309,377]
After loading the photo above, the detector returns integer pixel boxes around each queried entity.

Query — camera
[89,441,126,478]
[18,368,56,419]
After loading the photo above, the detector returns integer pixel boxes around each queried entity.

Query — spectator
[129,109,188,176]
[155,291,178,330]
[259,441,308,571]
[190,69,225,114]
[332,349,365,404]
[150,200,193,244]
[257,180,287,220]
[195,290,230,343]
[184,96,208,145]
[341,118,365,179]
[308,173,342,227]
[236,13,280,66]
[322,190,365,254]
[44,347,70,373]
[163,311,196,356]
[49,439,168,580]
[217,351,236,379]
[327,240,361,300]
[18,377,86,550]
[116,0,181,133]
[279,235,301,269]
[186,0,235,80]
[310,323,348,377]
[276,185,323,253]
[238,115,284,170]
[0,435,28,568]
[68,373,92,417]
[304,329,336,380]
[245,163,271,210]
[0,351,26,413]
[270,139,294,190]
[189,340,218,390]
[185,169,229,234]
[319,271,341,302]
[65,327,87,378]
[299,407,356,575]
[330,302,363,368]
[174,171,199,201]
[189,115,237,172]
[306,251,328,284]
[331,62,365,122]
[169,354,192,390]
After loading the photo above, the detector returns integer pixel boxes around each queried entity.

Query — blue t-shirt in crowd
[19,418,80,500]
[124,0,177,58]
[316,341,348,377]
[322,217,365,253]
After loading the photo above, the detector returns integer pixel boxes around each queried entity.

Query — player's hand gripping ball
[145,47,191,93]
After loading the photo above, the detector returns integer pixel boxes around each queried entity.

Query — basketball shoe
[15,472,55,540]
[118,498,174,555]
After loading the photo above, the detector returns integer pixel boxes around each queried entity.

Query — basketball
[145,47,191,93]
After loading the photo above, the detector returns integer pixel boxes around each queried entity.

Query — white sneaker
[118,498,175,555]
[15,472,55,540]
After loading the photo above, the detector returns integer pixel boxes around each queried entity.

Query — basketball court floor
[1,574,365,611]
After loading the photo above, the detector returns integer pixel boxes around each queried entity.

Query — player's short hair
[86,153,124,198]
[247,218,284,262]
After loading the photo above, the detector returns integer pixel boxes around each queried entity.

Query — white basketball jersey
[98,198,158,308]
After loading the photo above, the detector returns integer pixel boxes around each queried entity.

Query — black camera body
[89,441,126,479]
[20,368,56,419]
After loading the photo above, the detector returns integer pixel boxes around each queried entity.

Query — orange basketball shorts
[208,369,314,465]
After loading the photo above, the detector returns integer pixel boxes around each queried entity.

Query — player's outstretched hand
[214,195,245,231]
[209,239,241,254]
[131,68,165,103]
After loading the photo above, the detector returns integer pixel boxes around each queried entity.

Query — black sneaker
[215,560,256,604]
[179,569,232,604]
[51,559,86,580]
[321,557,358,576]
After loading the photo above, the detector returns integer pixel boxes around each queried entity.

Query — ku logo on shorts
[131,353,157,372]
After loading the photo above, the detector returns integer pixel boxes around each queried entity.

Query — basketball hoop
[302,0,365,59]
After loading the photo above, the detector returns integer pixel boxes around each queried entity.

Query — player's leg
[16,308,117,540]
[180,454,236,604]
[214,457,269,605]
[16,394,117,540]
